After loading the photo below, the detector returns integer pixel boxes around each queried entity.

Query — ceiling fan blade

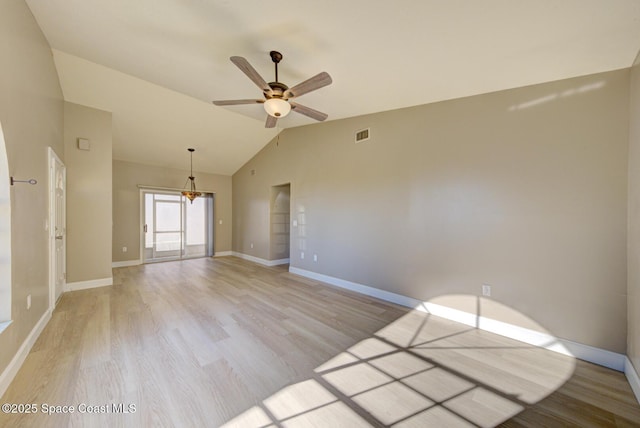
[213,99,264,106]
[284,72,332,99]
[265,115,278,128]
[230,56,272,94]
[212,99,263,106]
[290,102,328,121]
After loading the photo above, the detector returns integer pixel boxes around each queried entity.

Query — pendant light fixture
[181,148,202,204]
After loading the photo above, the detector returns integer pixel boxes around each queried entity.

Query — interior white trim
[48,147,66,313]
[557,339,625,372]
[233,252,290,266]
[137,184,217,194]
[626,357,640,404]
[112,259,141,268]
[0,309,51,399]
[214,251,233,257]
[289,267,420,307]
[65,277,113,292]
[418,300,625,371]
[289,266,626,372]
[0,122,11,324]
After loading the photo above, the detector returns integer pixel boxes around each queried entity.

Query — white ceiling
[26,0,640,175]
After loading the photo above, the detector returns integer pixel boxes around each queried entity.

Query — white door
[49,148,66,307]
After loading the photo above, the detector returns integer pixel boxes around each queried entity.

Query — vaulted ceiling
[26,0,640,175]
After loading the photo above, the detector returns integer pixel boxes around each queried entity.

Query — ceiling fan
[213,51,332,128]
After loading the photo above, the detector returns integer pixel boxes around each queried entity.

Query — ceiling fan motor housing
[265,81,289,100]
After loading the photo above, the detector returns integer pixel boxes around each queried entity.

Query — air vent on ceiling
[355,128,370,143]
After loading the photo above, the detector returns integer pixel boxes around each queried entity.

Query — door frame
[0,122,11,324]
[48,147,66,311]
[139,188,215,263]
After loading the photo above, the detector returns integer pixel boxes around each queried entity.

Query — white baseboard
[214,251,233,257]
[0,309,51,398]
[626,357,640,404]
[417,301,626,372]
[112,259,141,268]
[233,252,290,267]
[289,267,626,372]
[289,267,421,308]
[558,338,625,372]
[65,277,113,292]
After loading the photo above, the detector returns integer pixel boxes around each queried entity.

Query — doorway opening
[141,190,214,263]
[0,122,10,326]
[270,183,291,263]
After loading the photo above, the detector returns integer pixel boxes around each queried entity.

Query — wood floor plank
[1,256,638,428]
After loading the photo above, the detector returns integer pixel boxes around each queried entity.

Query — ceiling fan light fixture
[263,98,291,118]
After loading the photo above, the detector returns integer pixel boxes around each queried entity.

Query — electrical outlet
[27,294,31,310]
[313,254,318,262]
[122,246,127,253]
[219,220,223,225]
[482,284,491,297]
[301,252,305,259]
[250,243,254,249]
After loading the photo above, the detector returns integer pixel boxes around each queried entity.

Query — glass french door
[143,191,214,263]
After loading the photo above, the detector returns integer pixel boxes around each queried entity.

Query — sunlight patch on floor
[221,305,576,427]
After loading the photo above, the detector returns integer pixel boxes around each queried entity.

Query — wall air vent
[355,128,370,143]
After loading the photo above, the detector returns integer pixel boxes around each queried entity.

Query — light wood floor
[1,256,639,427]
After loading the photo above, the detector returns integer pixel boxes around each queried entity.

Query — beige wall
[112,160,232,262]
[629,52,640,374]
[233,69,629,353]
[64,102,113,283]
[0,1,64,375]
